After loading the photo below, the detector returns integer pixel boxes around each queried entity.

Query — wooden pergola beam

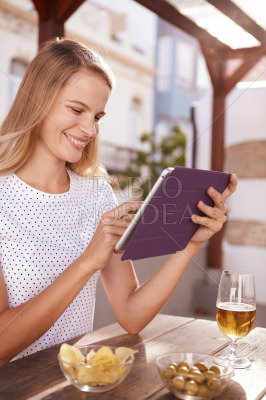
[224,44,266,59]
[225,47,266,94]
[133,0,229,52]
[225,57,263,94]
[206,0,266,44]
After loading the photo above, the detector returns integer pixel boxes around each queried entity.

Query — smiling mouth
[64,133,88,149]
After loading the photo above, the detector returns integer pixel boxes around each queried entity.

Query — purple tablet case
[121,167,231,261]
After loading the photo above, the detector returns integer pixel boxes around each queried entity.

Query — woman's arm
[0,256,95,364]
[100,174,237,334]
[0,201,142,364]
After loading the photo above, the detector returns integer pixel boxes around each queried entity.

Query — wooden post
[39,18,64,47]
[39,1,64,46]
[34,0,64,47]
[207,90,226,269]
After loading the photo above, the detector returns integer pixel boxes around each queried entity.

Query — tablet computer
[115,166,231,261]
[115,167,174,253]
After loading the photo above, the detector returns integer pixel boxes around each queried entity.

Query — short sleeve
[95,178,118,220]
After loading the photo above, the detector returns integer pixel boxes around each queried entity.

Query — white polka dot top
[0,169,118,360]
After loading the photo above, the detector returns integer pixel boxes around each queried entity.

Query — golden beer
[216,302,256,340]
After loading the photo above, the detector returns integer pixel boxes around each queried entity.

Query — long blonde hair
[0,38,116,177]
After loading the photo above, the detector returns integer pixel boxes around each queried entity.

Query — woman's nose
[80,118,98,137]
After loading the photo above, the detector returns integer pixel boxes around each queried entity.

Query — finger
[221,173,238,201]
[121,213,136,221]
[90,224,129,246]
[206,187,227,213]
[104,201,143,220]
[191,214,225,231]
[197,200,227,219]
[101,214,132,227]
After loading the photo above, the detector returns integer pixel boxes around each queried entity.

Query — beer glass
[214,271,256,368]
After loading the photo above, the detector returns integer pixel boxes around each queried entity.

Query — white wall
[193,84,266,306]
[226,86,266,146]
[225,85,266,305]
[98,60,154,147]
[193,89,212,171]
[0,28,37,123]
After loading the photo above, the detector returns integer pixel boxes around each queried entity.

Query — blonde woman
[0,38,237,364]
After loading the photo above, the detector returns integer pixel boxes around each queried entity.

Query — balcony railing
[101,141,137,174]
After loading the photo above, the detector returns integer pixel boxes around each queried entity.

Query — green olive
[189,366,200,373]
[162,359,222,394]
[162,365,176,379]
[166,363,176,369]
[207,377,221,391]
[194,362,208,373]
[197,383,210,396]
[169,362,179,371]
[185,379,198,396]
[177,365,189,375]
[172,375,185,390]
[190,369,204,384]
[177,361,189,369]
[203,370,215,377]
[209,365,221,375]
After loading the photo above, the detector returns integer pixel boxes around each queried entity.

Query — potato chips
[59,344,138,386]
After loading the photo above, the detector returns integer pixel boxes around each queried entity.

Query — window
[157,36,172,92]
[176,40,195,91]
[196,54,211,92]
[128,98,142,148]
[9,58,28,107]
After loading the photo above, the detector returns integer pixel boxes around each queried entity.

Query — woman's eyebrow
[67,100,89,109]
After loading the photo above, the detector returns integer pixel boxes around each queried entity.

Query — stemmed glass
[214,270,256,369]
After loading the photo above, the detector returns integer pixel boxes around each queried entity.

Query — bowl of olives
[156,352,234,399]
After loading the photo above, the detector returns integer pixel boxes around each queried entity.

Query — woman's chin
[65,153,83,164]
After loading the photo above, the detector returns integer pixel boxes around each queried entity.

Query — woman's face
[37,70,111,165]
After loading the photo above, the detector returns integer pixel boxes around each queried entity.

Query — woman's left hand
[190,173,237,245]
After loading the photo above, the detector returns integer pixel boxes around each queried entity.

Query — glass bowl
[156,352,234,399]
[58,344,135,392]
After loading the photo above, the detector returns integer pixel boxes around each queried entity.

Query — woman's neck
[15,160,70,194]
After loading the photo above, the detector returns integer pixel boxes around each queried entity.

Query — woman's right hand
[82,201,142,271]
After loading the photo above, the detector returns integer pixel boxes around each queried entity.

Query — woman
[0,38,237,364]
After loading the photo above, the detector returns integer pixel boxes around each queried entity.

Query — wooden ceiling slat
[206,0,266,44]
[133,0,229,52]
[56,0,86,23]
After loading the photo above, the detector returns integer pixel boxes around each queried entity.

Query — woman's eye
[71,107,82,114]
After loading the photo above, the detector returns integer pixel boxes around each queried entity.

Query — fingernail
[192,215,198,223]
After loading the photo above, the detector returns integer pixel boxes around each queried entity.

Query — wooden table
[0,314,265,400]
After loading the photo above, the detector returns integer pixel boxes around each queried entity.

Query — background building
[0,0,157,173]
[154,18,211,168]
